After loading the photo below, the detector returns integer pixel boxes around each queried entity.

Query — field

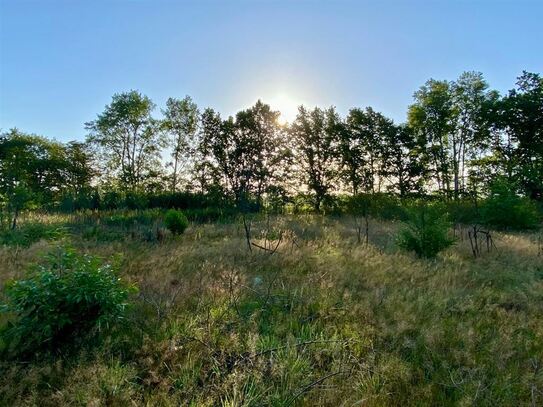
[1,213,543,406]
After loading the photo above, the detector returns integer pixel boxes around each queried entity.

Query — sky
[0,0,542,142]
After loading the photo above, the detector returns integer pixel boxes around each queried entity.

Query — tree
[380,124,425,197]
[408,79,456,198]
[85,91,165,191]
[197,101,286,250]
[197,101,285,208]
[0,129,95,224]
[339,109,366,195]
[290,106,340,211]
[450,72,494,199]
[343,107,391,194]
[63,141,95,193]
[193,107,225,193]
[494,72,543,199]
[162,96,199,192]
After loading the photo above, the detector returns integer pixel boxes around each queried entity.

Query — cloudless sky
[1,0,542,142]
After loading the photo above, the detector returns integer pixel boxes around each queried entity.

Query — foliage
[183,207,237,223]
[290,106,340,211]
[480,178,541,230]
[1,215,542,405]
[163,96,200,191]
[4,71,543,219]
[0,222,67,247]
[345,194,373,217]
[0,130,94,215]
[85,91,165,191]
[408,79,455,198]
[492,71,543,200]
[342,107,391,194]
[0,248,136,356]
[163,209,189,235]
[197,101,287,210]
[397,204,455,258]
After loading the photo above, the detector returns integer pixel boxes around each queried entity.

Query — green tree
[408,79,456,198]
[85,91,165,191]
[494,72,543,199]
[290,106,340,211]
[451,72,494,199]
[197,101,285,208]
[380,124,425,197]
[162,96,199,192]
[0,129,93,223]
[193,107,224,193]
[343,107,391,194]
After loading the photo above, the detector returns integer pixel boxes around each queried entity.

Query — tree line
[1,70,541,223]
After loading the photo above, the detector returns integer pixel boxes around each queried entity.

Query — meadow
[1,211,542,406]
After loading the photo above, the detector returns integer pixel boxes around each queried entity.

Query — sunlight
[268,93,300,125]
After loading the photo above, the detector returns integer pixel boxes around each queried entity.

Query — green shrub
[101,191,124,210]
[125,192,149,210]
[371,193,406,220]
[345,194,373,217]
[0,222,67,247]
[0,248,136,355]
[164,209,189,235]
[480,179,541,230]
[183,207,237,223]
[444,199,480,225]
[81,225,125,242]
[103,209,161,228]
[397,204,455,258]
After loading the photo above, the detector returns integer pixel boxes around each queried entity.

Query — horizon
[1,0,542,142]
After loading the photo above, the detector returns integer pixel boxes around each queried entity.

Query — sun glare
[268,93,300,125]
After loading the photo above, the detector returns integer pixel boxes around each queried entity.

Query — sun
[267,93,300,125]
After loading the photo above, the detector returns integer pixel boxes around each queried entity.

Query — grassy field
[1,213,542,406]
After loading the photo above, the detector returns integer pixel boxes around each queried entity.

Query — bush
[345,194,373,217]
[164,209,189,235]
[0,222,67,247]
[0,248,135,356]
[371,193,406,221]
[101,191,124,210]
[183,207,237,223]
[397,204,455,258]
[444,199,480,225]
[480,179,541,230]
[125,192,149,210]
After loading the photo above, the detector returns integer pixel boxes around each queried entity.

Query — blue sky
[1,0,542,142]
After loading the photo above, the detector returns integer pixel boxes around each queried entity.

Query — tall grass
[0,213,542,405]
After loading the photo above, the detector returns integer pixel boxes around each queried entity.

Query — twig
[251,231,283,255]
[285,370,344,406]
[253,339,355,358]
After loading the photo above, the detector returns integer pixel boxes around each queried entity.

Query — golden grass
[0,214,542,406]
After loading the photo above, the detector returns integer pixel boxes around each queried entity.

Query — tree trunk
[11,207,19,230]
[172,149,179,192]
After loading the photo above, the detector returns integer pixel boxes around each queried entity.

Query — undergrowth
[0,214,541,406]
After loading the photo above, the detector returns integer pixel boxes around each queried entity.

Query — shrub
[371,193,406,220]
[101,191,124,210]
[81,225,125,242]
[164,209,189,235]
[480,179,541,230]
[0,222,67,247]
[125,192,149,210]
[444,199,480,225]
[183,207,237,223]
[0,248,136,355]
[397,204,455,258]
[345,194,373,217]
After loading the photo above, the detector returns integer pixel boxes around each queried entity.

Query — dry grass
[1,214,542,406]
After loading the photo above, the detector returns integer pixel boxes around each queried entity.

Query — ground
[1,213,542,406]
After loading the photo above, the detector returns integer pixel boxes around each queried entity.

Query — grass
[0,213,542,405]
